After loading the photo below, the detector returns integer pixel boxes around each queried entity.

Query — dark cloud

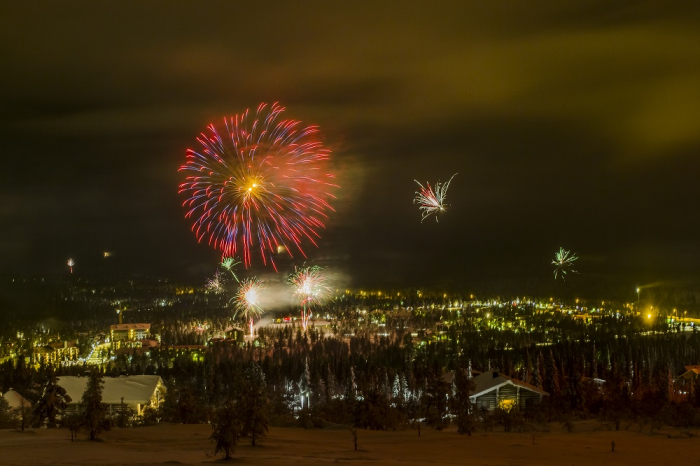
[1,1,699,287]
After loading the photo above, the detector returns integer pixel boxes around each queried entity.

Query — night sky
[1,1,699,288]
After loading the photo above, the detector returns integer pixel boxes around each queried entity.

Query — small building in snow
[469,371,548,411]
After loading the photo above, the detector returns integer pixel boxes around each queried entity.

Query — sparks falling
[552,247,579,280]
[233,277,266,337]
[288,265,331,330]
[178,103,338,271]
[220,257,241,283]
[205,270,226,294]
[413,173,457,222]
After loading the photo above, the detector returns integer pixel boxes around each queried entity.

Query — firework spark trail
[288,265,331,330]
[67,258,74,274]
[220,257,241,283]
[414,173,457,222]
[179,103,338,271]
[552,247,579,280]
[233,277,266,337]
[205,270,226,294]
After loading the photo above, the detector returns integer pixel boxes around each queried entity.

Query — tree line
[3,324,700,456]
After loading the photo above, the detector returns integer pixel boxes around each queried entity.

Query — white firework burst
[413,173,457,222]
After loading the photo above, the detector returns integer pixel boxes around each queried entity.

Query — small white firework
[413,173,457,222]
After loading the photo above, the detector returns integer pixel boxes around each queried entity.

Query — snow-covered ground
[0,421,697,465]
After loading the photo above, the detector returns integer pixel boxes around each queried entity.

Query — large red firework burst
[179,103,337,270]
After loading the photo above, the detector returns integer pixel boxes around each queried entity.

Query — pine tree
[348,366,357,400]
[392,375,401,400]
[299,358,311,409]
[692,377,700,408]
[160,377,179,422]
[82,369,110,440]
[545,350,561,397]
[450,368,476,435]
[422,365,449,430]
[533,354,543,390]
[34,368,71,428]
[62,411,83,442]
[592,343,599,380]
[0,396,12,429]
[178,384,202,423]
[326,366,337,400]
[600,360,629,431]
[239,363,270,446]
[210,399,240,460]
[382,370,391,400]
[316,378,328,405]
[523,352,533,385]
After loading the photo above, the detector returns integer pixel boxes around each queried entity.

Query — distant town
[2,275,699,368]
[2,275,700,439]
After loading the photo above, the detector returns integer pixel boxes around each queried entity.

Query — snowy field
[1,421,698,465]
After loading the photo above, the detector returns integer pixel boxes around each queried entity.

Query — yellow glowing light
[647,313,652,319]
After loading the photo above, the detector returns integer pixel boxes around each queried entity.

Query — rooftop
[110,323,151,331]
[57,375,164,406]
[2,388,31,409]
[471,371,549,398]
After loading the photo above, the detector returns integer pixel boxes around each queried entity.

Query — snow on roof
[57,375,164,406]
[470,371,548,398]
[49,341,78,349]
[110,323,151,331]
[2,389,31,409]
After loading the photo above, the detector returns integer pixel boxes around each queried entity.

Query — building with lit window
[469,371,548,411]
[110,323,151,342]
[32,341,80,364]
